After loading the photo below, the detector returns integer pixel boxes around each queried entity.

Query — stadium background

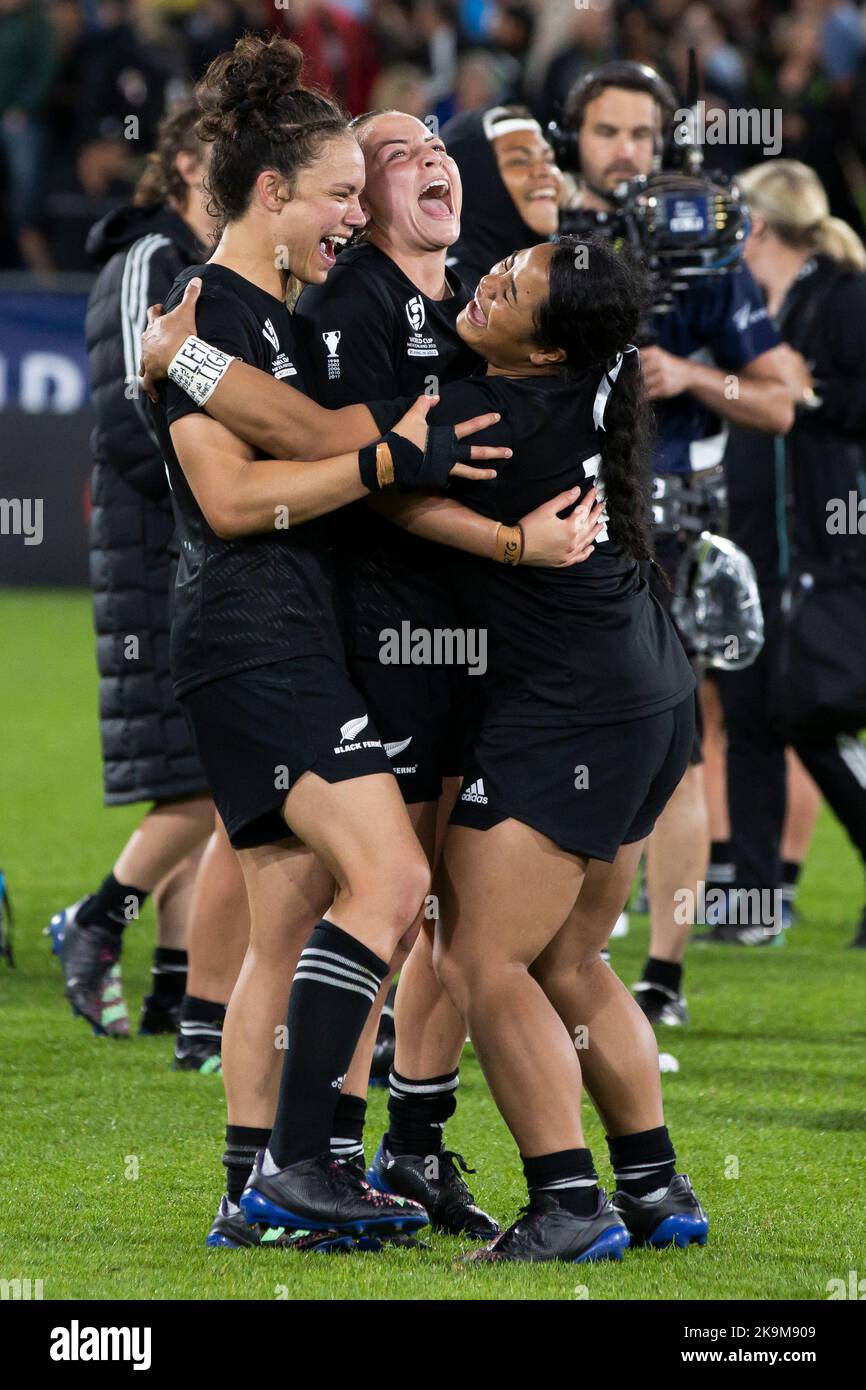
[1,0,865,1303]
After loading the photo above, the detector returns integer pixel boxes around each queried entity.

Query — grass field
[2,588,865,1302]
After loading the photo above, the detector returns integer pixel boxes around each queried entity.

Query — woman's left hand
[520,487,605,567]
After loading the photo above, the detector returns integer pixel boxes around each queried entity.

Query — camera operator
[557,62,794,1024]
[714,160,866,950]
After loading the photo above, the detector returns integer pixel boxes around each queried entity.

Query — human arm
[370,486,605,566]
[169,394,504,539]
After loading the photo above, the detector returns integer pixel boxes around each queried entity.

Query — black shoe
[61,918,126,1035]
[694,922,783,947]
[139,995,181,1036]
[173,1034,222,1074]
[205,1195,354,1251]
[461,1190,629,1264]
[367,1139,499,1240]
[0,869,13,966]
[240,1150,429,1238]
[369,983,397,1085]
[612,1174,708,1248]
[632,981,689,1026]
[848,909,866,949]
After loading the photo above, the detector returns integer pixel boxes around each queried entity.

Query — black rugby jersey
[294,241,482,654]
[425,371,696,727]
[149,263,345,697]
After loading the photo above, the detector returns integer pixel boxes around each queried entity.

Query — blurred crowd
[2,0,866,271]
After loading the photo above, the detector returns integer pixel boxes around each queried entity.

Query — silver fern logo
[340,715,369,743]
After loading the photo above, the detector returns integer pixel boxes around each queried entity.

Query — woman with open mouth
[146,34,514,1249]
[397,236,710,1264]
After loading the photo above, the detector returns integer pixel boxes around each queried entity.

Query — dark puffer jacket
[85,202,209,804]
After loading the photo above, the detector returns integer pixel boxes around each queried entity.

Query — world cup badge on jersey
[322,330,342,380]
[404,296,438,358]
[263,317,297,378]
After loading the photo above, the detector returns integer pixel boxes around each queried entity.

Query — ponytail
[813,215,866,271]
[533,235,654,565]
[597,350,654,566]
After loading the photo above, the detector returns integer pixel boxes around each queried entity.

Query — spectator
[536,0,615,126]
[279,0,379,114]
[369,61,431,119]
[0,0,57,269]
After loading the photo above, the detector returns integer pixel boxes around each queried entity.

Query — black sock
[522,1148,599,1217]
[331,1093,367,1165]
[707,839,735,887]
[178,994,225,1046]
[268,921,389,1169]
[223,1125,271,1206]
[77,872,149,936]
[608,1126,676,1198]
[386,1068,459,1157]
[150,947,187,1004]
[780,859,802,904]
[642,956,682,995]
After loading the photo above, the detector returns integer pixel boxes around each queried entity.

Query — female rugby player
[147,36,512,1246]
[417,236,710,1263]
[139,115,600,1246]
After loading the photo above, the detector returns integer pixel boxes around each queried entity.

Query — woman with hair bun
[147,34,510,1248]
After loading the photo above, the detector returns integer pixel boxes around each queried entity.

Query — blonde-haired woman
[708,159,866,950]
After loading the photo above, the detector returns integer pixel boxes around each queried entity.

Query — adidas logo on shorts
[461,778,488,804]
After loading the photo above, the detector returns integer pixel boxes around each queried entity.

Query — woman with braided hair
[403,236,711,1263]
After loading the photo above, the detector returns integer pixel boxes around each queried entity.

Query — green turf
[1,589,865,1301]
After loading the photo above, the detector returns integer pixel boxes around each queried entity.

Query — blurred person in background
[71,0,172,199]
[559,61,793,1028]
[443,103,564,288]
[0,0,57,270]
[278,0,379,114]
[369,61,430,120]
[183,0,266,79]
[52,104,246,1059]
[536,0,615,127]
[487,1,536,101]
[754,4,865,238]
[713,159,866,950]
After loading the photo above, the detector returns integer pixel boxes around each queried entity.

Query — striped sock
[522,1148,600,1218]
[150,947,187,1004]
[223,1125,271,1206]
[386,1068,459,1157]
[331,1093,367,1166]
[267,921,389,1170]
[178,994,225,1048]
[608,1126,676,1200]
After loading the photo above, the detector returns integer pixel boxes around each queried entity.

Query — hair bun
[196,35,306,141]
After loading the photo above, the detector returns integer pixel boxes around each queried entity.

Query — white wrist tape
[168,335,234,407]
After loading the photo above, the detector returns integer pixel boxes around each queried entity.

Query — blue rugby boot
[612,1174,708,1248]
[240,1150,428,1239]
[461,1190,629,1264]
